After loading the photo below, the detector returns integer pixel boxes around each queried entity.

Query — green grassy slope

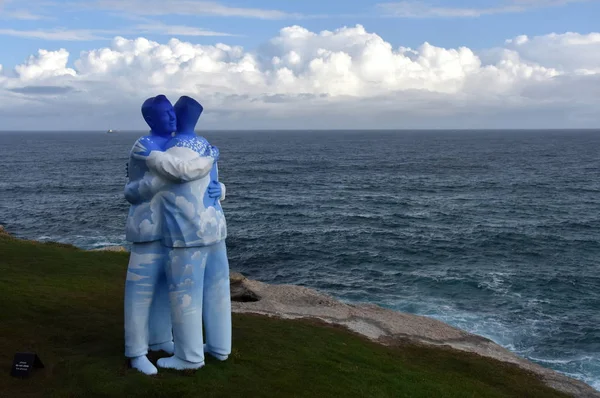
[0,235,569,397]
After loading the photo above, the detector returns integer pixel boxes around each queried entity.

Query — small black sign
[10,353,44,379]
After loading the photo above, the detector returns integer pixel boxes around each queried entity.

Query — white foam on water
[389,296,600,391]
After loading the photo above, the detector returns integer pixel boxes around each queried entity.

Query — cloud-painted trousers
[124,241,173,358]
[166,240,232,364]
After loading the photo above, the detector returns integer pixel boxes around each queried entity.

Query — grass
[0,234,570,398]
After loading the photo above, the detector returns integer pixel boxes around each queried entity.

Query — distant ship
[107,129,117,133]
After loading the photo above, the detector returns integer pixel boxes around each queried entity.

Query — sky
[0,0,599,130]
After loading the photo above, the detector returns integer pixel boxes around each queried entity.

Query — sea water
[1,130,599,389]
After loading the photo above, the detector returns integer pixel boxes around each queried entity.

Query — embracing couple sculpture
[123,95,231,375]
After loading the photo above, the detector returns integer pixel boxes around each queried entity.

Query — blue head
[174,96,203,135]
[142,95,176,137]
[141,97,154,131]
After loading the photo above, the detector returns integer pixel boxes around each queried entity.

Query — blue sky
[1,0,598,69]
[1,0,599,129]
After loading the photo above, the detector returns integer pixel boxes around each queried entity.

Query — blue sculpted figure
[123,95,217,375]
[155,96,232,371]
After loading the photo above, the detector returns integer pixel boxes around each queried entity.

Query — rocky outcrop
[90,246,128,252]
[230,272,261,302]
[230,272,599,398]
[0,225,11,237]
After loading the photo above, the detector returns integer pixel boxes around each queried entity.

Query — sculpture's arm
[124,174,166,205]
[219,182,226,201]
[207,162,226,202]
[131,139,216,182]
[124,138,163,204]
[214,162,226,201]
[124,179,144,205]
[145,151,215,182]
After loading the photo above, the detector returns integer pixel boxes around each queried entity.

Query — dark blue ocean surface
[1,130,599,389]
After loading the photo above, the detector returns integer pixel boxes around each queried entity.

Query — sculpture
[156,96,231,370]
[123,95,218,375]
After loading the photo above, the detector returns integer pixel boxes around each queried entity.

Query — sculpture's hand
[207,180,226,205]
[207,180,221,197]
[207,180,221,205]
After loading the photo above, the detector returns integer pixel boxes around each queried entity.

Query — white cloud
[181,294,192,308]
[128,253,162,269]
[0,9,46,20]
[1,25,600,129]
[175,196,196,219]
[126,271,149,281]
[503,32,600,72]
[129,190,171,239]
[198,207,226,244]
[134,23,239,37]
[0,28,111,41]
[183,264,193,275]
[14,49,76,81]
[0,25,236,41]
[377,0,591,18]
[191,250,203,260]
[138,172,168,199]
[84,0,299,19]
[177,278,194,288]
[138,219,155,237]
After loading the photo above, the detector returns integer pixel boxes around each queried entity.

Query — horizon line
[1,128,599,133]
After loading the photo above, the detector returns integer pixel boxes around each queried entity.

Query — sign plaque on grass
[10,352,44,378]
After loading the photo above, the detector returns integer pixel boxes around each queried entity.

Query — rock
[0,225,10,237]
[90,246,128,252]
[230,272,246,283]
[231,274,600,398]
[230,272,261,302]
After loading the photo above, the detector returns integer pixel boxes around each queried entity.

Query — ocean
[1,130,599,390]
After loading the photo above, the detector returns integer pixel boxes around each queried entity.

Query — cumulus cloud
[198,207,227,244]
[137,219,154,237]
[175,195,196,219]
[137,172,168,200]
[15,49,76,81]
[503,32,600,73]
[177,278,194,288]
[1,24,599,129]
[126,271,148,281]
[183,264,193,275]
[132,192,162,238]
[129,189,173,240]
[128,252,162,269]
[191,250,203,260]
[181,294,192,308]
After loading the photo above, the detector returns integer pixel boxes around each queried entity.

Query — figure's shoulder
[130,134,167,155]
[136,135,167,149]
[167,134,210,154]
[195,135,210,144]
[197,136,219,158]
